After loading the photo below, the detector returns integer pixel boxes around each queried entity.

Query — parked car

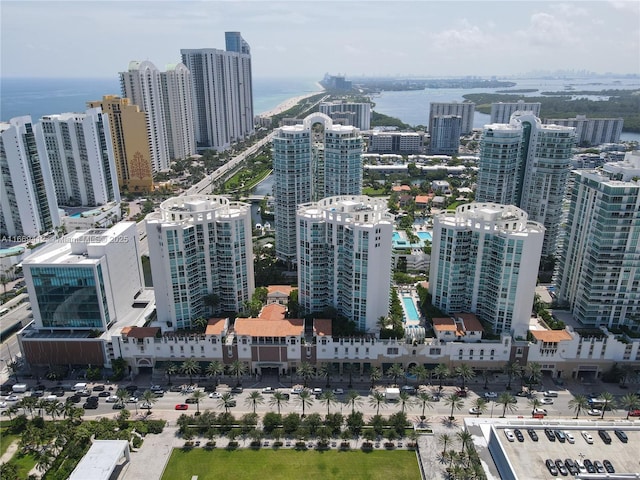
[594,461,605,473]
[503,429,515,442]
[401,385,416,395]
[332,388,344,395]
[263,387,276,394]
[554,430,566,443]
[545,459,558,476]
[112,403,124,410]
[564,459,579,475]
[587,408,602,416]
[469,407,483,415]
[175,404,189,410]
[92,385,105,392]
[554,459,568,476]
[67,395,81,404]
[613,430,628,443]
[543,391,559,397]
[598,430,612,444]
[127,396,138,403]
[515,391,529,397]
[185,398,198,404]
[575,459,587,474]
[544,429,556,442]
[98,391,111,397]
[527,429,539,442]
[105,396,119,403]
[139,402,153,409]
[603,460,615,474]
[513,429,524,442]
[629,409,640,417]
[583,459,596,473]
[581,431,594,444]
[231,386,243,394]
[209,392,222,399]
[83,402,98,409]
[455,389,468,398]
[540,398,554,405]
[169,385,183,392]
[564,431,575,444]
[484,391,498,399]
[4,395,19,402]
[532,408,547,416]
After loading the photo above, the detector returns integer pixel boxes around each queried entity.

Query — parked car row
[545,458,615,476]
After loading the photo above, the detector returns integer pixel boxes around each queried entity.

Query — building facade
[87,96,154,193]
[476,113,576,255]
[430,203,544,338]
[145,195,255,330]
[160,63,196,161]
[429,115,462,155]
[429,102,475,134]
[181,32,254,151]
[368,131,424,154]
[0,116,60,237]
[36,109,120,208]
[273,113,363,263]
[544,115,623,146]
[556,151,640,329]
[120,61,171,172]
[319,101,371,131]
[490,100,541,124]
[297,195,394,333]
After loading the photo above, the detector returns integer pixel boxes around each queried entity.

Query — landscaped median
[161,449,421,480]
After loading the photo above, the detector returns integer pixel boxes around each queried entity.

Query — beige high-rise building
[87,96,153,193]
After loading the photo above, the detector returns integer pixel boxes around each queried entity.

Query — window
[387,347,399,355]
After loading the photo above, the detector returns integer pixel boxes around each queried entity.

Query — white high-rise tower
[160,63,196,160]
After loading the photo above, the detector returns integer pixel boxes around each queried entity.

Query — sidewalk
[121,424,181,480]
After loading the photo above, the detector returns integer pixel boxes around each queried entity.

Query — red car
[455,390,468,398]
[629,409,640,417]
[175,404,189,410]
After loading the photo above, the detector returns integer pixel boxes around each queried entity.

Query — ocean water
[0,76,321,122]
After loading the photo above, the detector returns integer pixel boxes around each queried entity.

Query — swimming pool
[402,297,420,323]
[417,231,432,242]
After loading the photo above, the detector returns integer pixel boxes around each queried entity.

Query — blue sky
[1,0,639,78]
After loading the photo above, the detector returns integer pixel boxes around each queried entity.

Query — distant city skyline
[1,1,638,79]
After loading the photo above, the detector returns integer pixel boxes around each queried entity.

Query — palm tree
[387,363,405,386]
[599,391,615,419]
[528,398,542,417]
[369,366,382,389]
[471,397,488,417]
[343,363,355,388]
[503,362,522,391]
[190,390,206,415]
[296,362,315,387]
[346,390,363,415]
[141,389,157,413]
[481,369,491,390]
[524,362,542,392]
[116,388,129,407]
[245,391,264,414]
[319,390,337,415]
[438,433,452,455]
[456,430,473,454]
[205,360,224,385]
[568,395,589,419]
[181,358,201,384]
[398,391,413,413]
[444,393,464,419]
[434,363,450,390]
[229,360,247,386]
[410,364,429,387]
[455,363,476,390]
[20,396,38,419]
[269,391,288,415]
[416,391,433,419]
[218,392,235,413]
[192,317,208,332]
[296,389,314,417]
[496,392,517,418]
[619,393,640,419]
[165,362,179,386]
[369,391,387,415]
[317,363,332,388]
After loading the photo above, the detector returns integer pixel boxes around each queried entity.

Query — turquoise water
[417,231,432,242]
[0,246,25,256]
[402,297,420,322]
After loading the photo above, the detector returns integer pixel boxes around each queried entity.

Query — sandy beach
[258,85,325,117]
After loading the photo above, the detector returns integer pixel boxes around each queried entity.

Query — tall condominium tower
[429,102,475,135]
[22,222,144,331]
[476,113,576,255]
[429,203,544,338]
[319,101,371,130]
[297,195,394,333]
[181,32,254,151]
[87,96,154,193]
[120,61,170,171]
[556,151,640,329]
[36,109,120,208]
[0,116,60,237]
[429,115,462,155]
[490,100,541,124]
[160,63,196,160]
[543,115,623,146]
[273,113,363,263]
[146,195,255,330]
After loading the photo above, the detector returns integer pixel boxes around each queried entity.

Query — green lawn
[162,448,420,480]
[0,429,18,457]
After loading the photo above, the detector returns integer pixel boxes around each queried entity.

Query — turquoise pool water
[402,297,420,323]
[417,231,432,242]
[0,246,25,257]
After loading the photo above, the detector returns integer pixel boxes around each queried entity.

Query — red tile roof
[121,326,160,339]
[234,317,304,337]
[313,319,332,336]
[530,329,573,342]
[205,318,228,335]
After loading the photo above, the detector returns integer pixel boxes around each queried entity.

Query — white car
[564,431,575,444]
[209,392,222,399]
[0,401,6,408]
[540,398,554,405]
[291,385,304,394]
[332,388,344,395]
[469,407,483,415]
[581,431,594,444]
[262,387,275,394]
[503,429,516,442]
[484,392,498,399]
[127,396,138,403]
[139,402,153,409]
[312,388,322,395]
[5,395,19,402]
[105,396,119,403]
[532,408,547,415]
[587,408,602,416]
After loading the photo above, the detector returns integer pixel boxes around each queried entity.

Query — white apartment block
[556,151,640,329]
[544,115,623,146]
[273,113,363,263]
[368,131,424,154]
[429,115,461,155]
[476,113,576,255]
[120,61,171,172]
[490,100,541,124]
[161,63,196,160]
[319,101,371,130]
[430,203,544,338]
[297,195,394,333]
[0,116,60,237]
[36,109,120,208]
[181,32,254,151]
[429,102,475,134]
[145,195,255,330]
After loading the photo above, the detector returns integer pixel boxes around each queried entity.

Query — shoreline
[258,83,325,117]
